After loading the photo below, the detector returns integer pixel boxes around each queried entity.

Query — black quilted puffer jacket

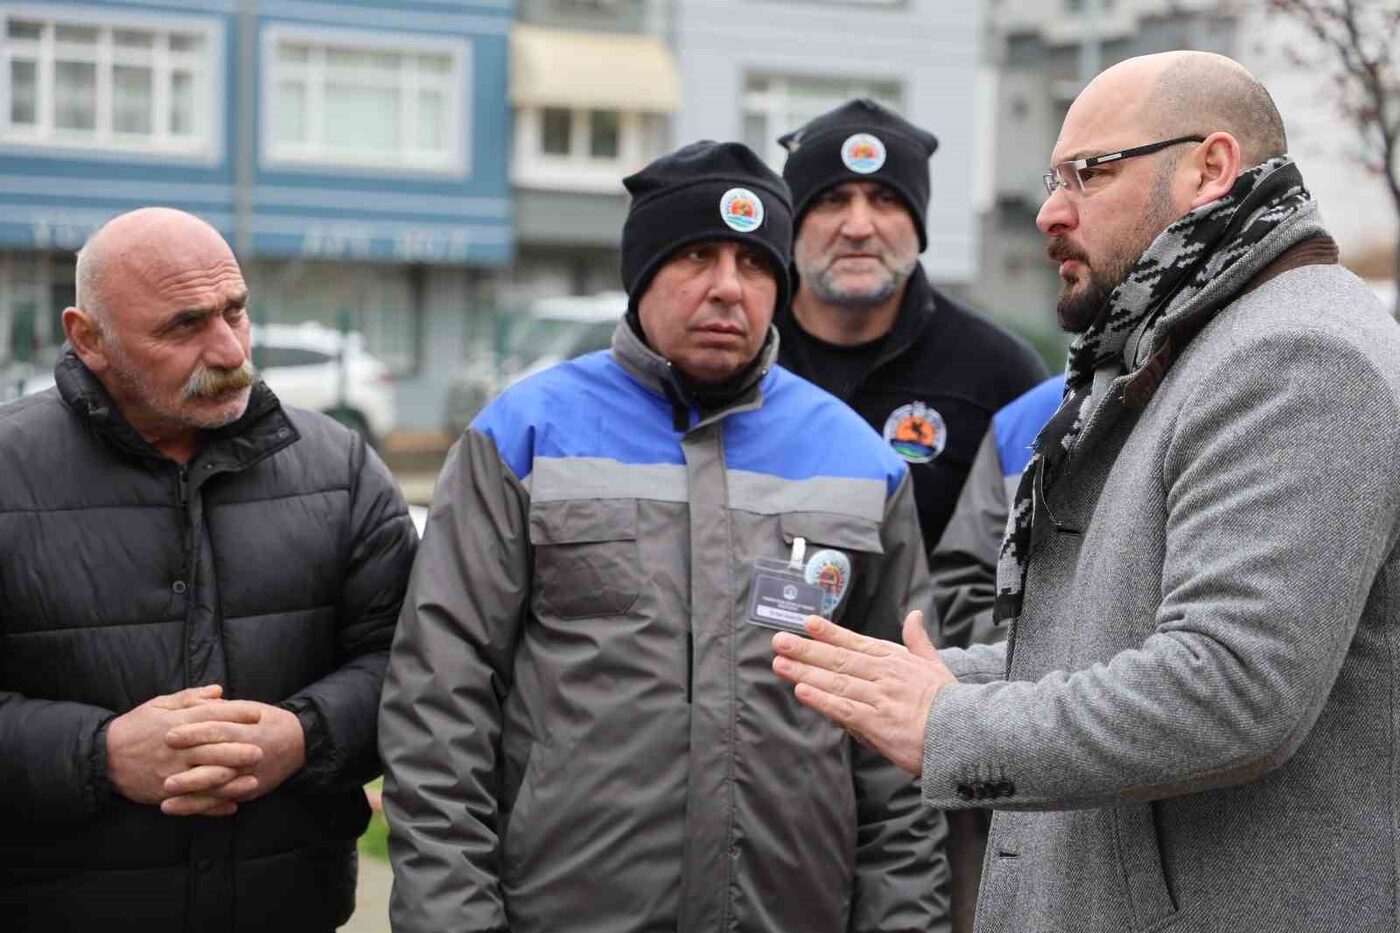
[0,349,416,933]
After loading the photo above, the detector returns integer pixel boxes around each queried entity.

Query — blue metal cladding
[0,0,514,266]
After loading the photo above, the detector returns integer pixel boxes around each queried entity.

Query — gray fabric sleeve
[379,430,530,933]
[921,330,1400,811]
[848,470,952,932]
[937,641,1009,685]
[929,426,1008,650]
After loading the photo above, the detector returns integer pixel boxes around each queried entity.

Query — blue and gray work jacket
[929,374,1066,649]
[380,319,949,933]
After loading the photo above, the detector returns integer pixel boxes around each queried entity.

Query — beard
[1049,165,1182,334]
[798,250,919,310]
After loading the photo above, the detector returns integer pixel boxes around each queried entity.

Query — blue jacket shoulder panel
[993,373,1066,478]
[470,351,682,481]
[473,358,906,498]
[726,367,908,498]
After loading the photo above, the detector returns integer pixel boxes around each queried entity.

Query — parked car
[253,322,396,446]
[444,291,624,435]
[2,322,395,446]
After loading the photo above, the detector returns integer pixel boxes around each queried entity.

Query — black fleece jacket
[777,267,1047,554]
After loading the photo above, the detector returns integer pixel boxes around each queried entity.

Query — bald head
[75,208,236,327]
[1077,51,1286,167]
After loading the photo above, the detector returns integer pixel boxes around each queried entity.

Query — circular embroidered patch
[719,187,764,233]
[883,401,946,464]
[804,548,853,616]
[841,133,887,174]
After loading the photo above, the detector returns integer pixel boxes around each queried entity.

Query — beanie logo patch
[842,133,887,174]
[720,188,764,233]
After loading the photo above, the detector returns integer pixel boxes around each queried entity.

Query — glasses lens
[1042,172,1057,197]
[1054,163,1081,193]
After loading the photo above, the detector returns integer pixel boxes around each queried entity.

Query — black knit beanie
[778,99,939,251]
[621,140,793,313]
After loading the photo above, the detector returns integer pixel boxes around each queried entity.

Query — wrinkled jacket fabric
[0,350,415,933]
[381,322,949,933]
[924,209,1400,931]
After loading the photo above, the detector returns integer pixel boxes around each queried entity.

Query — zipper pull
[177,466,188,507]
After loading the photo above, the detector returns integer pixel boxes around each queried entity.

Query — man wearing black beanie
[382,140,950,933]
[775,98,1049,932]
[776,100,1047,555]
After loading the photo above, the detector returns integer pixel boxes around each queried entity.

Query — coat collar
[54,345,300,470]
[609,317,779,430]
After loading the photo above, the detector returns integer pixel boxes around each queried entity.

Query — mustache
[182,359,255,401]
[1046,238,1089,265]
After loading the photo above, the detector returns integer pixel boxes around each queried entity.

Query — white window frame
[261,24,470,177]
[512,105,661,193]
[743,72,904,169]
[0,4,222,161]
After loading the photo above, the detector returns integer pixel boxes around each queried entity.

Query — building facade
[0,0,512,428]
[673,0,984,289]
[506,0,675,304]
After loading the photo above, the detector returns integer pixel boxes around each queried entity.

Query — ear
[62,307,111,374]
[1188,131,1243,210]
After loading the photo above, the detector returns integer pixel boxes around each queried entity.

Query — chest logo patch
[804,548,853,616]
[841,133,887,174]
[883,401,946,464]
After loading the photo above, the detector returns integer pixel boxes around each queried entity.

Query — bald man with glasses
[770,51,1400,932]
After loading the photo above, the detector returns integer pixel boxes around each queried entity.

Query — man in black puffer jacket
[0,207,416,933]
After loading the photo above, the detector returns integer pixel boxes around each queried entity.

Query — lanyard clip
[788,536,807,570]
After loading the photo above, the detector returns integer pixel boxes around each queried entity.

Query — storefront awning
[510,24,679,112]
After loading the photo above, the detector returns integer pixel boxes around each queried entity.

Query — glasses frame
[1042,135,1206,197]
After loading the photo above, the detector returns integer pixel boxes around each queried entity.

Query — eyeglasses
[1042,135,1205,197]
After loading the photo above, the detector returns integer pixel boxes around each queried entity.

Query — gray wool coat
[923,206,1400,932]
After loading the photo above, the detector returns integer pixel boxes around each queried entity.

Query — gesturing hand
[105,685,264,815]
[160,702,306,816]
[771,610,956,775]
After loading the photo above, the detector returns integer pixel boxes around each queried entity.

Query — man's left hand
[771,610,956,775]
[159,702,307,816]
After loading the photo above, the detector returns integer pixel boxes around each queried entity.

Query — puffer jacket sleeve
[848,470,952,932]
[379,429,530,933]
[280,432,416,791]
[0,692,115,819]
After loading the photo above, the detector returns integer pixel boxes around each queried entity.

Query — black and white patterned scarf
[993,156,1312,623]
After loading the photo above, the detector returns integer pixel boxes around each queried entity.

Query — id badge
[745,537,825,635]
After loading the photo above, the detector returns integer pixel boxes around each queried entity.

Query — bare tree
[1267,0,1400,314]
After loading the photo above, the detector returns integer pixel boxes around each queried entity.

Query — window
[513,106,667,192]
[743,74,903,169]
[0,11,219,157]
[541,106,571,155]
[265,27,468,173]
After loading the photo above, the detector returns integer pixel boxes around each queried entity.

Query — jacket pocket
[1117,802,1179,930]
[529,498,641,619]
[779,511,884,621]
[972,818,1023,933]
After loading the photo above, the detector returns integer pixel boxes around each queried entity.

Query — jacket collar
[54,345,300,469]
[609,317,779,430]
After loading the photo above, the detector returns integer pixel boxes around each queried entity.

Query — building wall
[673,0,983,286]
[0,0,515,429]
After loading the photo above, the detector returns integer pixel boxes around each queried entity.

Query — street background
[0,1,1394,930]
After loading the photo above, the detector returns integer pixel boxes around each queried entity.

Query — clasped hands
[105,684,306,817]
[771,609,956,776]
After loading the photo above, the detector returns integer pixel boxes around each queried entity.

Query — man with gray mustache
[0,207,416,932]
